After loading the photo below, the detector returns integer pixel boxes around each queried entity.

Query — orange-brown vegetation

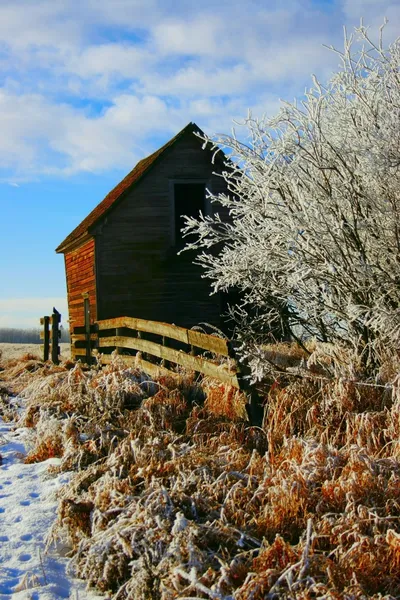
[1,346,400,599]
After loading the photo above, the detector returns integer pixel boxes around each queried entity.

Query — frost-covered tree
[183,24,400,373]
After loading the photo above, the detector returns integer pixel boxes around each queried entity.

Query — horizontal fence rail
[71,315,240,388]
[96,316,230,356]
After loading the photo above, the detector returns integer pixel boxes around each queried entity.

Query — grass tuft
[2,346,400,598]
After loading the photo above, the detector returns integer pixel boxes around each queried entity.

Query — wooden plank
[73,348,87,357]
[99,336,240,387]
[66,266,95,279]
[97,317,229,355]
[69,298,86,307]
[71,333,98,342]
[67,280,96,293]
[68,288,95,299]
[66,264,94,276]
[65,244,94,257]
[187,330,229,356]
[68,284,96,297]
[97,316,189,344]
[65,240,95,260]
[67,269,95,282]
[66,258,94,270]
[65,251,94,264]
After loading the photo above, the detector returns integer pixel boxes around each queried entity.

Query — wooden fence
[71,315,241,388]
[40,309,262,424]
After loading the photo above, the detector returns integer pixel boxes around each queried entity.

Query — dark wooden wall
[93,131,228,329]
[65,239,97,329]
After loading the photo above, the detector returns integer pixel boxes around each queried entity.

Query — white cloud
[49,94,183,173]
[140,64,253,97]
[0,0,397,179]
[0,297,68,328]
[66,44,154,80]
[152,16,225,57]
[0,90,184,176]
[0,2,82,50]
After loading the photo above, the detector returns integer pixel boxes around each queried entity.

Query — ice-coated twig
[268,560,302,595]
[174,567,224,599]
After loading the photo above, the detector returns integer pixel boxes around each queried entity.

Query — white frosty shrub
[183,23,400,375]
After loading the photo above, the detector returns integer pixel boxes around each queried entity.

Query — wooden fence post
[115,327,123,356]
[161,335,170,369]
[51,308,61,365]
[137,330,146,361]
[40,316,50,361]
[227,341,264,427]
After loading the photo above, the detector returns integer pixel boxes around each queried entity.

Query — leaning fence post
[227,341,264,427]
[40,316,50,361]
[51,308,61,364]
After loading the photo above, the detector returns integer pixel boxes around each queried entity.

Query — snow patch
[0,413,104,600]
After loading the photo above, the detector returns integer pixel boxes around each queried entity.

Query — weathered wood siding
[94,131,228,329]
[65,239,97,329]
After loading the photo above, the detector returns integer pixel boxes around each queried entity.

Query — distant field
[0,342,70,361]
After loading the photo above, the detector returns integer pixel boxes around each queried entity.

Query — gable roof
[56,121,215,253]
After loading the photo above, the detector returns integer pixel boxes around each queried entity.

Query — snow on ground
[0,410,104,600]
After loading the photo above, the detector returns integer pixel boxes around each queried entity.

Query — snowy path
[0,415,104,600]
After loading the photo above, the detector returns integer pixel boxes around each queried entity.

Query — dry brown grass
[1,348,400,599]
[0,342,70,362]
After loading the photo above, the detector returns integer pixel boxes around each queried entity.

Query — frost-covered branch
[183,23,400,375]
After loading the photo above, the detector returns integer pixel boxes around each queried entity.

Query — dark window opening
[174,183,205,247]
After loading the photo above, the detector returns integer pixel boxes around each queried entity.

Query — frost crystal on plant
[183,24,400,376]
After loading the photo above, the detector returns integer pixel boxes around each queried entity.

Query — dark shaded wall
[93,132,228,329]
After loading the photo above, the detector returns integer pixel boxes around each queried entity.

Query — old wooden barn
[56,122,230,332]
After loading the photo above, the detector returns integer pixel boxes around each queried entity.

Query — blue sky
[0,0,398,328]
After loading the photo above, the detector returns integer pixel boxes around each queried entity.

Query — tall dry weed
[2,347,400,598]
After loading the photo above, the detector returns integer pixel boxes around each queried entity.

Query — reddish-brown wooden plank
[65,250,94,262]
[69,298,86,307]
[67,269,95,282]
[67,273,95,287]
[68,286,96,301]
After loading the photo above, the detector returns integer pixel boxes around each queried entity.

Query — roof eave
[56,231,93,254]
